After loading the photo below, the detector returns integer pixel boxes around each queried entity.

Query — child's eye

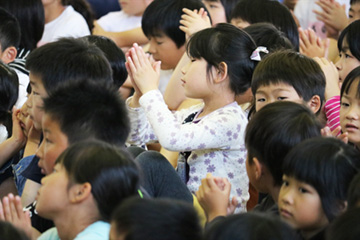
[349,14,353,19]
[190,58,196,62]
[282,180,289,187]
[277,97,287,101]
[45,138,52,144]
[298,187,309,193]
[256,98,265,102]
[209,4,218,8]
[345,53,352,59]
[341,102,350,107]
[156,41,163,45]
[33,91,39,96]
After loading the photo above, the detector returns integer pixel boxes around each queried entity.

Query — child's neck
[44,3,65,23]
[198,93,235,118]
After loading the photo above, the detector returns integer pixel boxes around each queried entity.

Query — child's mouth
[345,123,359,131]
[279,208,293,218]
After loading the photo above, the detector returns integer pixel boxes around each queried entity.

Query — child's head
[118,0,152,16]
[36,140,140,222]
[205,212,298,240]
[37,80,130,175]
[202,0,241,24]
[230,0,299,51]
[0,8,20,64]
[279,137,360,233]
[1,0,44,52]
[0,61,19,137]
[244,23,295,52]
[110,197,202,240]
[185,23,257,96]
[82,35,128,89]
[252,50,325,114]
[336,20,360,83]
[141,0,205,70]
[26,37,113,130]
[326,207,360,240]
[340,66,360,148]
[245,101,321,193]
[0,221,30,240]
[349,0,360,23]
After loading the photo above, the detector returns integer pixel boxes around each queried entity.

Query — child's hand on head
[313,57,339,100]
[179,8,211,40]
[126,43,161,95]
[299,28,329,58]
[196,173,233,222]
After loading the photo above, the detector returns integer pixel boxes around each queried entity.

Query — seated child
[110,197,202,240]
[279,137,360,239]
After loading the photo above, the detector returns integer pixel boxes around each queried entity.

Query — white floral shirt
[127,90,249,212]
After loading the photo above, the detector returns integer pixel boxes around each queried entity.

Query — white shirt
[97,11,142,32]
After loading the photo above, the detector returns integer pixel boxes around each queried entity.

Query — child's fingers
[2,197,12,222]
[14,196,23,220]
[308,29,317,44]
[126,56,137,75]
[182,8,198,17]
[8,194,18,221]
[0,201,5,220]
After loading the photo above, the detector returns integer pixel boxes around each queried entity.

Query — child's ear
[0,46,17,64]
[308,95,321,114]
[252,157,263,180]
[69,182,92,203]
[338,200,348,212]
[214,61,228,83]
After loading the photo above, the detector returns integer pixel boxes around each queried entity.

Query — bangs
[341,66,360,99]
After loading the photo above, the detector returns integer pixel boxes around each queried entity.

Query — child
[196,101,322,222]
[126,23,259,212]
[204,212,299,240]
[202,0,241,24]
[230,0,299,51]
[339,66,360,149]
[251,50,325,115]
[110,197,202,240]
[279,137,360,239]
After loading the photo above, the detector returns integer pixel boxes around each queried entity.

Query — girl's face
[340,79,360,147]
[278,175,329,234]
[202,0,227,25]
[336,39,360,83]
[36,164,70,220]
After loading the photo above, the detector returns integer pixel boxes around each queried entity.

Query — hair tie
[250,46,269,61]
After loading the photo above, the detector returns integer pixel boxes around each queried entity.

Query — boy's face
[202,0,227,25]
[148,32,185,70]
[349,3,360,23]
[119,0,152,16]
[28,72,48,130]
[255,83,304,111]
[37,113,69,175]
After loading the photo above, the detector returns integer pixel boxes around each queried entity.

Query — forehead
[256,82,297,92]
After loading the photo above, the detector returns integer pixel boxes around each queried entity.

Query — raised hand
[179,8,211,40]
[299,28,329,58]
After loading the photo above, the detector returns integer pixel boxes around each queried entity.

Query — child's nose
[36,140,45,160]
[346,106,360,120]
[335,59,342,71]
[148,43,156,54]
[280,189,294,205]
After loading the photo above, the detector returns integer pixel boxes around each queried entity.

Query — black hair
[245,101,321,186]
[230,0,299,51]
[142,0,206,48]
[111,197,202,240]
[56,140,140,221]
[251,50,325,113]
[283,137,360,222]
[187,23,257,95]
[62,0,95,32]
[341,66,360,99]
[43,80,130,146]
[1,0,44,52]
[0,61,19,137]
[204,0,241,22]
[205,212,299,240]
[326,207,360,240]
[82,35,127,89]
[351,0,360,4]
[338,20,360,61]
[347,173,360,209]
[0,221,30,240]
[26,37,113,96]
[244,22,295,52]
[0,8,21,51]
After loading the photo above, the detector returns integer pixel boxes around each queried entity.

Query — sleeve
[324,95,340,132]
[139,90,243,152]
[37,227,60,240]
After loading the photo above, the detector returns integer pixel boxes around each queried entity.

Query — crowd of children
[0,0,359,239]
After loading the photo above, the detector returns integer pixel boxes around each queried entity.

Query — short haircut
[0,8,21,51]
[341,66,360,99]
[205,0,242,22]
[347,173,360,209]
[283,137,360,221]
[252,50,326,112]
[245,101,321,186]
[205,212,298,240]
[326,207,360,240]
[142,0,206,48]
[244,22,295,52]
[338,20,360,61]
[351,0,360,5]
[56,140,140,221]
[111,197,202,240]
[187,23,257,95]
[83,35,128,89]
[231,0,299,51]
[26,37,113,96]
[0,61,19,136]
[43,80,130,146]
[1,0,44,52]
